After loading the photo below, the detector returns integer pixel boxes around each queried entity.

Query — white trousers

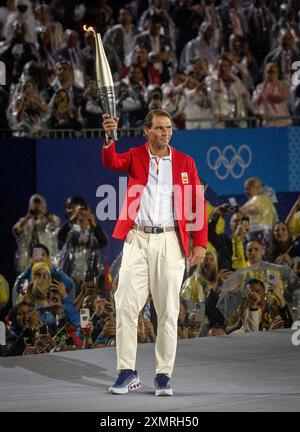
[115,228,185,377]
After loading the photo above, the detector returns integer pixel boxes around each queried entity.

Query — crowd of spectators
[0,0,299,136]
[1,178,300,356]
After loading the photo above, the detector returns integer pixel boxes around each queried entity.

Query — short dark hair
[30,243,50,257]
[246,278,265,289]
[144,109,172,128]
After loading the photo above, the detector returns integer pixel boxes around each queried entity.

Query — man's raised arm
[102,113,132,172]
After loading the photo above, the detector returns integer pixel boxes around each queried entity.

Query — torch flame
[83,25,96,35]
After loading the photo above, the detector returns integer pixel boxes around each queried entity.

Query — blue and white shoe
[154,373,173,396]
[109,369,142,395]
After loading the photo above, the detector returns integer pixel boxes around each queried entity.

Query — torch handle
[107,128,118,141]
[99,86,118,141]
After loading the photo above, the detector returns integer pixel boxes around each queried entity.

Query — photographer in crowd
[225,279,293,334]
[12,194,60,273]
[8,78,48,137]
[58,199,108,295]
[208,202,250,270]
[240,177,278,242]
[12,243,74,305]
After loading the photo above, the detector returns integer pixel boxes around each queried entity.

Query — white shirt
[135,146,174,227]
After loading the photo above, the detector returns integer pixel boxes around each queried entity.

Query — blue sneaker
[109,369,141,394]
[154,373,173,396]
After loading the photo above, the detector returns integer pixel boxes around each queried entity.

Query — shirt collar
[148,144,172,161]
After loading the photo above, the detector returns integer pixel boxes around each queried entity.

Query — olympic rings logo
[207,145,252,180]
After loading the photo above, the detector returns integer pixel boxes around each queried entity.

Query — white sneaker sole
[109,378,142,395]
[155,388,173,396]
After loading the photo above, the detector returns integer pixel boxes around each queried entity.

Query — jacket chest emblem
[181,172,189,184]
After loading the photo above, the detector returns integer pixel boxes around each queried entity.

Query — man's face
[136,46,148,65]
[218,59,231,79]
[145,115,173,149]
[56,63,71,81]
[16,303,31,328]
[201,253,216,272]
[244,182,258,199]
[246,241,264,264]
[31,247,49,265]
[129,66,143,85]
[149,21,161,37]
[119,8,132,25]
[246,282,265,305]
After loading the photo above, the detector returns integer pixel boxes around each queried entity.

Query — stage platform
[0,329,299,412]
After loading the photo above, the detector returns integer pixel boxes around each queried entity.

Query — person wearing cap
[22,261,80,330]
[102,109,207,396]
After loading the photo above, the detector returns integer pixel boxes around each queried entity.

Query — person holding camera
[225,279,293,334]
[240,177,278,242]
[57,196,108,255]
[208,203,249,270]
[12,243,74,306]
[21,261,80,333]
[102,108,207,396]
[12,194,60,273]
[58,200,108,295]
[184,65,214,130]
[8,79,48,137]
[47,88,82,131]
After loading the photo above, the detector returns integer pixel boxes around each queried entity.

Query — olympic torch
[83,25,118,140]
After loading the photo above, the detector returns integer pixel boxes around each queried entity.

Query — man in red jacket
[102,109,207,396]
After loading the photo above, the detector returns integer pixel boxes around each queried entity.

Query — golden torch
[83,25,118,140]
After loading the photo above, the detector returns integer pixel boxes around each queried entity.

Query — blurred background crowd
[0,0,299,137]
[1,179,300,356]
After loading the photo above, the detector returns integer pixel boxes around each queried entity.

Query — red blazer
[102,141,207,257]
